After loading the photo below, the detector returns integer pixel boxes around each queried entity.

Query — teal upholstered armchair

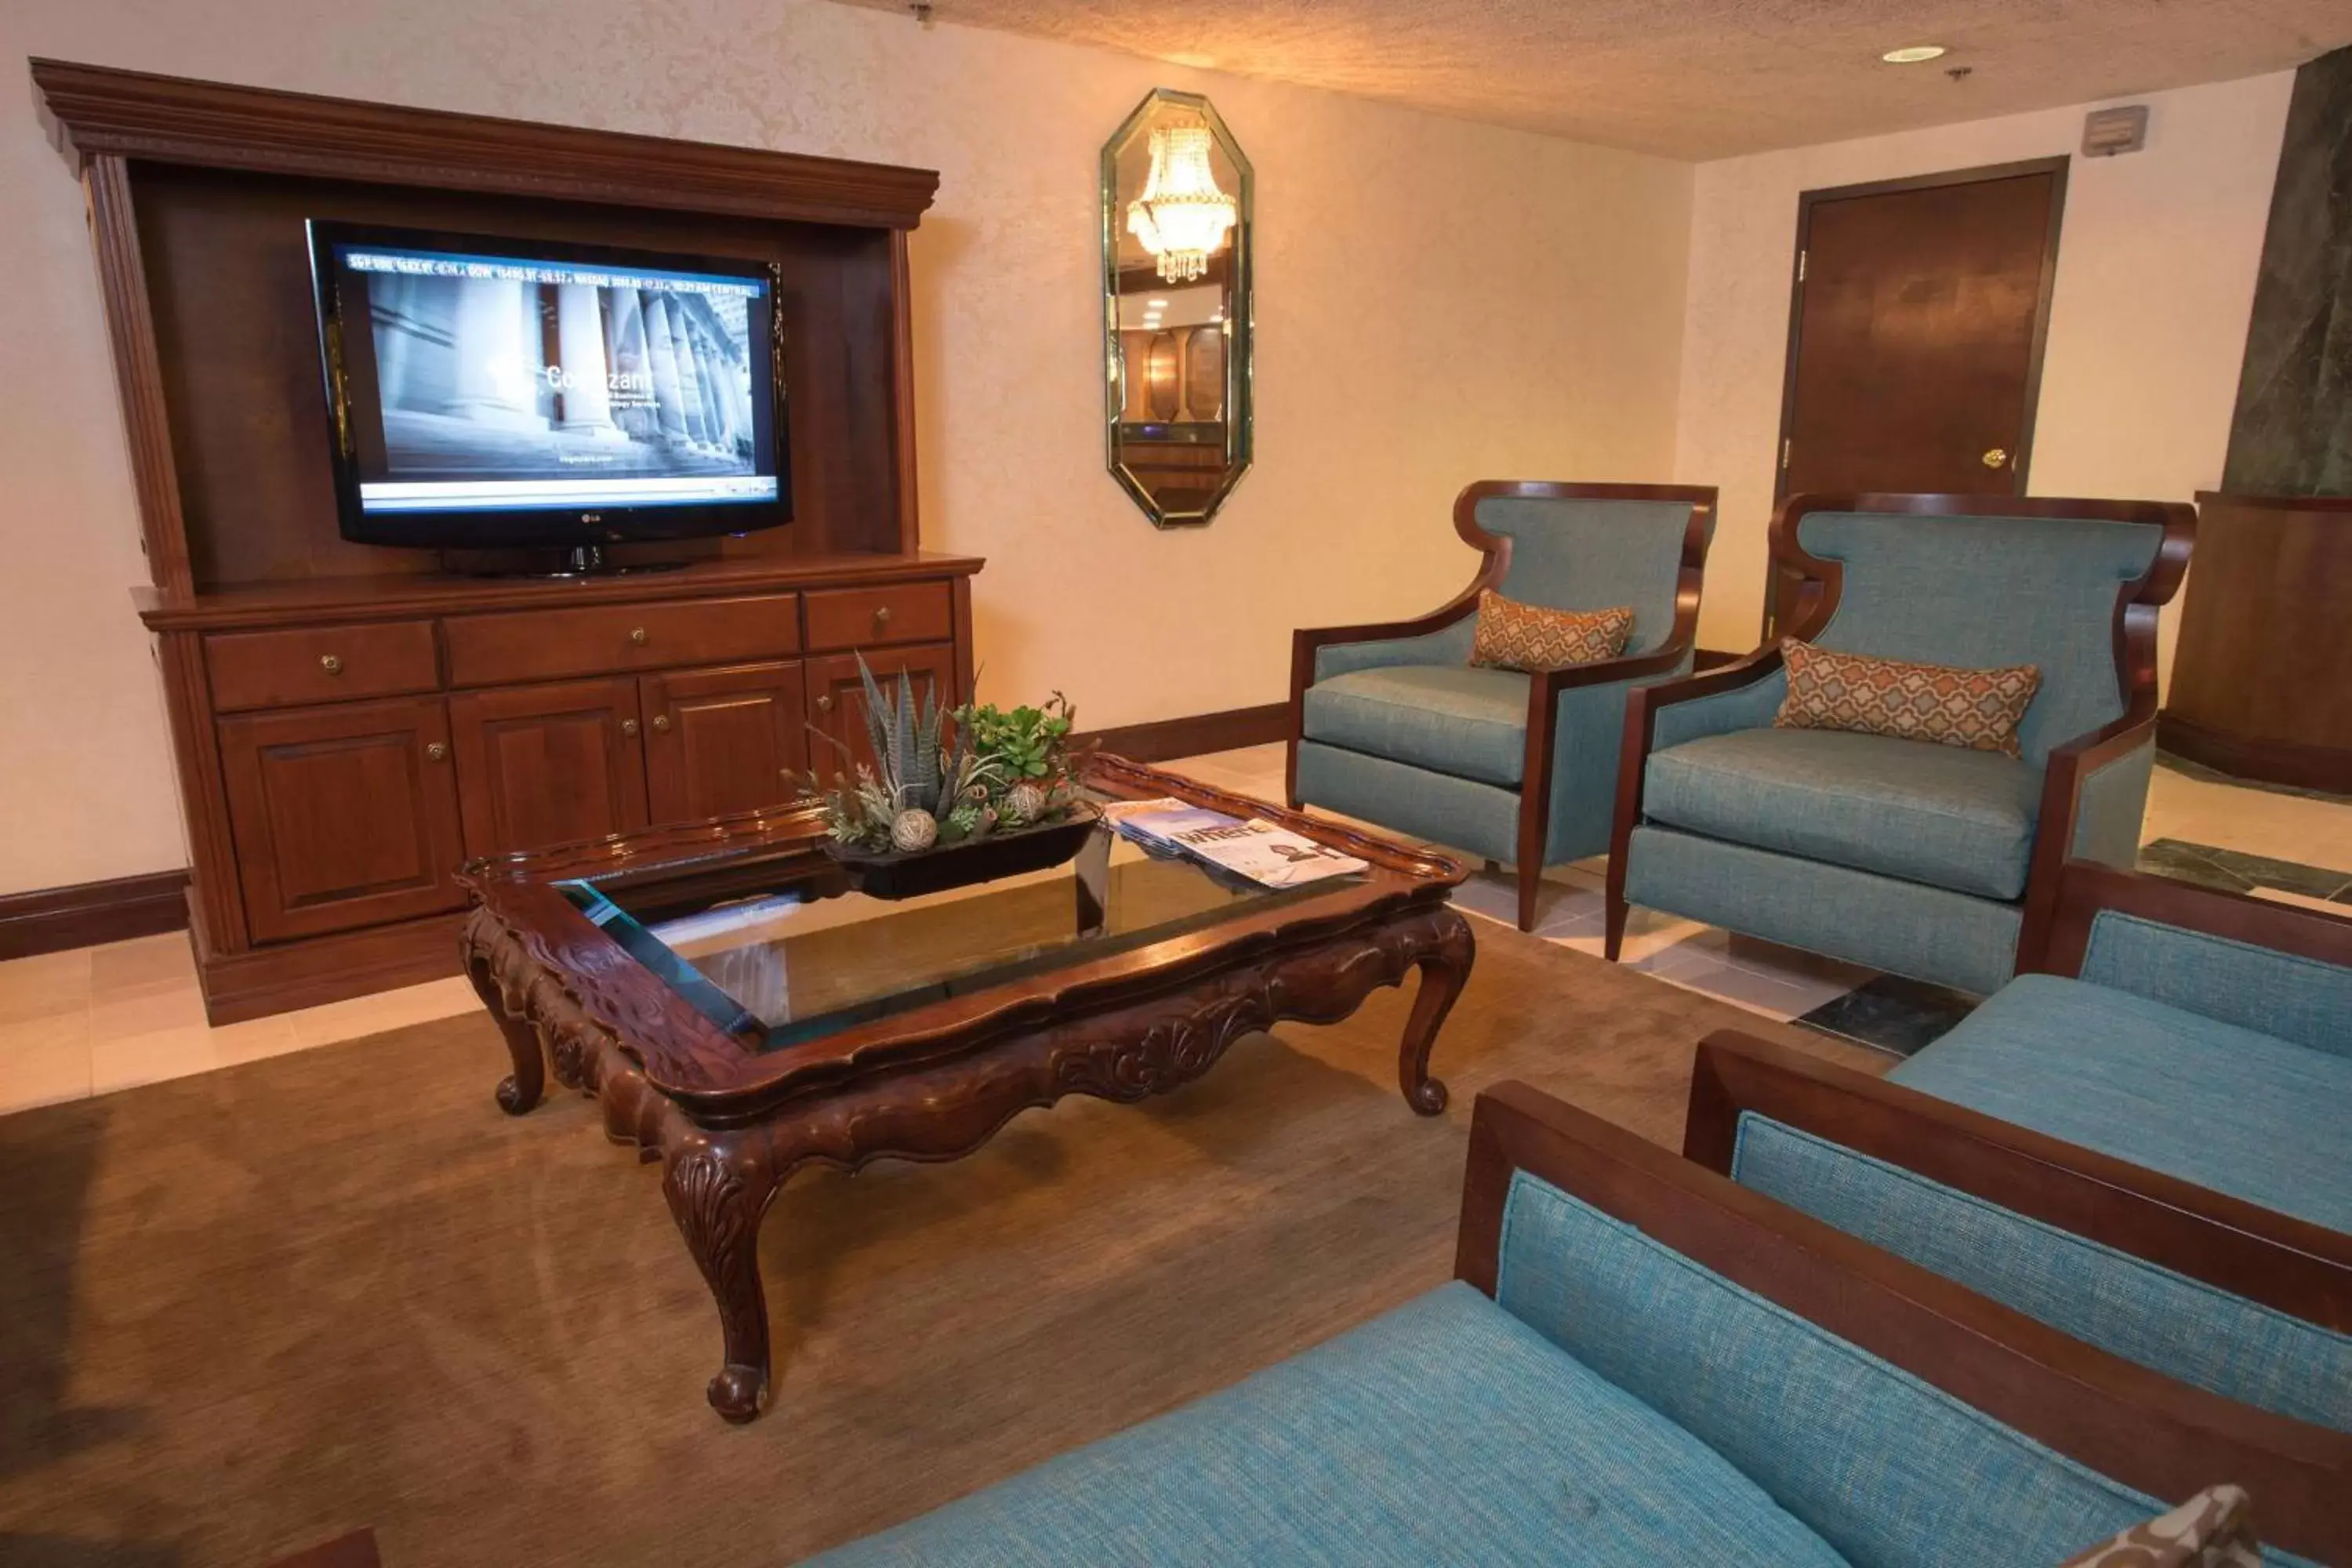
[1608,494,2195,995]
[1289,481,1716,931]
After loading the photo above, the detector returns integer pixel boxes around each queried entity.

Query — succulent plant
[799,653,1008,852]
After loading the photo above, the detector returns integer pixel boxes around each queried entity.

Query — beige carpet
[0,921,1886,1567]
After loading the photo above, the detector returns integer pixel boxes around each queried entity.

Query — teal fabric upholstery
[1624,825,2024,996]
[2078,908,2352,1060]
[1313,617,1475,682]
[1298,492,1706,877]
[1490,1171,2221,1568]
[1475,495,1700,655]
[1653,663,1788,751]
[1797,511,2162,767]
[1301,666,1529,786]
[1294,740,1521,863]
[1730,1113,2352,1433]
[2069,739,2153,868]
[804,1279,1848,1568]
[1643,729,2042,902]
[1889,974,2352,1232]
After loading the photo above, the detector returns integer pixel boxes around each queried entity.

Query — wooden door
[217,696,467,942]
[641,661,811,824]
[447,677,648,858]
[1770,159,2067,633]
[805,643,957,779]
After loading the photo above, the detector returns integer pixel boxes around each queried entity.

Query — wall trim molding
[1076,703,1289,765]
[0,869,190,960]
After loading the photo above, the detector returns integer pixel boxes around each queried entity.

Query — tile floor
[2,744,2346,1118]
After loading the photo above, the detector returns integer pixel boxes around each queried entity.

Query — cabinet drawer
[443,593,800,687]
[804,582,953,652]
[205,621,440,713]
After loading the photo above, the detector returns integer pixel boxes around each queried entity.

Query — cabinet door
[448,678,649,858]
[217,696,467,943]
[804,643,959,778]
[641,661,811,825]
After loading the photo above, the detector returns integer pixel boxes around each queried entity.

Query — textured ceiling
[833,0,2348,160]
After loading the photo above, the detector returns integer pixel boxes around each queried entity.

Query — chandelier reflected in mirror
[1101,89,1253,528]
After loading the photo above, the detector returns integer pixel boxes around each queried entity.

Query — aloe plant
[800,654,1004,851]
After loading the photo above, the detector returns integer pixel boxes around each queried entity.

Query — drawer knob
[874,605,894,626]
[629,626,649,645]
[621,718,641,737]
[319,654,343,676]
[815,694,833,713]
[426,742,448,762]
[652,714,673,733]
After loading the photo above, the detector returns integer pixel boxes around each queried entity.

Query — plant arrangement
[800,658,1089,858]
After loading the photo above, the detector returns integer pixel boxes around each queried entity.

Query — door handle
[621,718,641,737]
[1981,447,2009,469]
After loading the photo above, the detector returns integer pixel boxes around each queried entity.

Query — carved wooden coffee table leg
[1398,907,1475,1116]
[462,916,545,1116]
[662,1131,783,1424]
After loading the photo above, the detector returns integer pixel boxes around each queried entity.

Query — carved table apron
[459,759,1474,1423]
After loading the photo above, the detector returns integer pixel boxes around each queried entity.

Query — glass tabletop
[557,819,1367,1053]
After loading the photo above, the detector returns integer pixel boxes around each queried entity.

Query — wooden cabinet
[217,696,467,943]
[444,593,801,687]
[641,662,809,825]
[807,642,960,775]
[448,679,649,858]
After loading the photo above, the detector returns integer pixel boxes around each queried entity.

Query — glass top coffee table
[460,753,1473,1423]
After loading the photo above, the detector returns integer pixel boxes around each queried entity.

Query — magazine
[1102,798,1367,888]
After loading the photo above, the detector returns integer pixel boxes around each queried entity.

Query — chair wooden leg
[1604,893,1628,960]
[1515,858,1541,933]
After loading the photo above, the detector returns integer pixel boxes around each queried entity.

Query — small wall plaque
[2082,105,2149,157]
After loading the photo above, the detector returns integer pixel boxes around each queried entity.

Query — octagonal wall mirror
[1102,89,1253,528]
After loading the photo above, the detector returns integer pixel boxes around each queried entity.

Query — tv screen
[308,222,791,550]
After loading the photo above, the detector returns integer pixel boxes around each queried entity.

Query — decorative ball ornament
[1002,780,1051,828]
[891,808,938,853]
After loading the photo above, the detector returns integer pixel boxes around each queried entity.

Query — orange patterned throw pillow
[1468,592,1634,673]
[1775,639,2041,757]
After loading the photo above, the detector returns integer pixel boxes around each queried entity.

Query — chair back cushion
[1792,510,2165,764]
[1469,592,1632,671]
[1730,1112,2352,1434]
[1494,1168,2187,1566]
[1776,640,2042,757]
[1475,494,1705,656]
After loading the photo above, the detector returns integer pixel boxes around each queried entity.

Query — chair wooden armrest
[2024,859,2352,978]
[1682,1031,2352,1330]
[1457,1080,2352,1563]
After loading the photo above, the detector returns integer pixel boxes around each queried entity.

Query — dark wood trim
[1606,493,2194,971]
[0,869,190,960]
[1076,703,1290,765]
[2158,710,2352,796]
[2021,858,2352,980]
[1771,154,2070,513]
[1288,480,1718,931]
[32,59,938,229]
[187,907,464,1025]
[262,1530,380,1568]
[1684,1031,2352,1330]
[1692,647,1748,671]
[84,154,194,601]
[1457,1080,2352,1564]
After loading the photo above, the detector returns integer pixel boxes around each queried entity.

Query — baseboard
[1693,647,1748,672]
[1076,703,1290,765]
[2158,710,2352,796]
[193,911,466,1025]
[0,869,190,960]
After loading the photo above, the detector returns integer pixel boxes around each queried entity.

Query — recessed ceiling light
[1882,45,1947,64]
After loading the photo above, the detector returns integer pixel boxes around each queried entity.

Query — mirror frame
[1099,88,1254,529]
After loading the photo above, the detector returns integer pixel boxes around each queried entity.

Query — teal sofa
[1688,862,2352,1441]
[807,1082,2349,1566]
[1607,494,2194,996]
[1289,480,1715,931]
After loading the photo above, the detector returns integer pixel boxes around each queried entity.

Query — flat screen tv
[308,222,790,557]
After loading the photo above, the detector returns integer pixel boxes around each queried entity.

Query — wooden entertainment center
[34,60,978,1022]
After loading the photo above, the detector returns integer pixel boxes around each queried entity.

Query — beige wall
[0,0,1695,896]
[1672,73,2294,666]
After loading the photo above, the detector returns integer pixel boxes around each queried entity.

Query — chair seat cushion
[805,1281,1849,1567]
[1301,664,1530,786]
[1642,728,2042,901]
[1890,973,2352,1232]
